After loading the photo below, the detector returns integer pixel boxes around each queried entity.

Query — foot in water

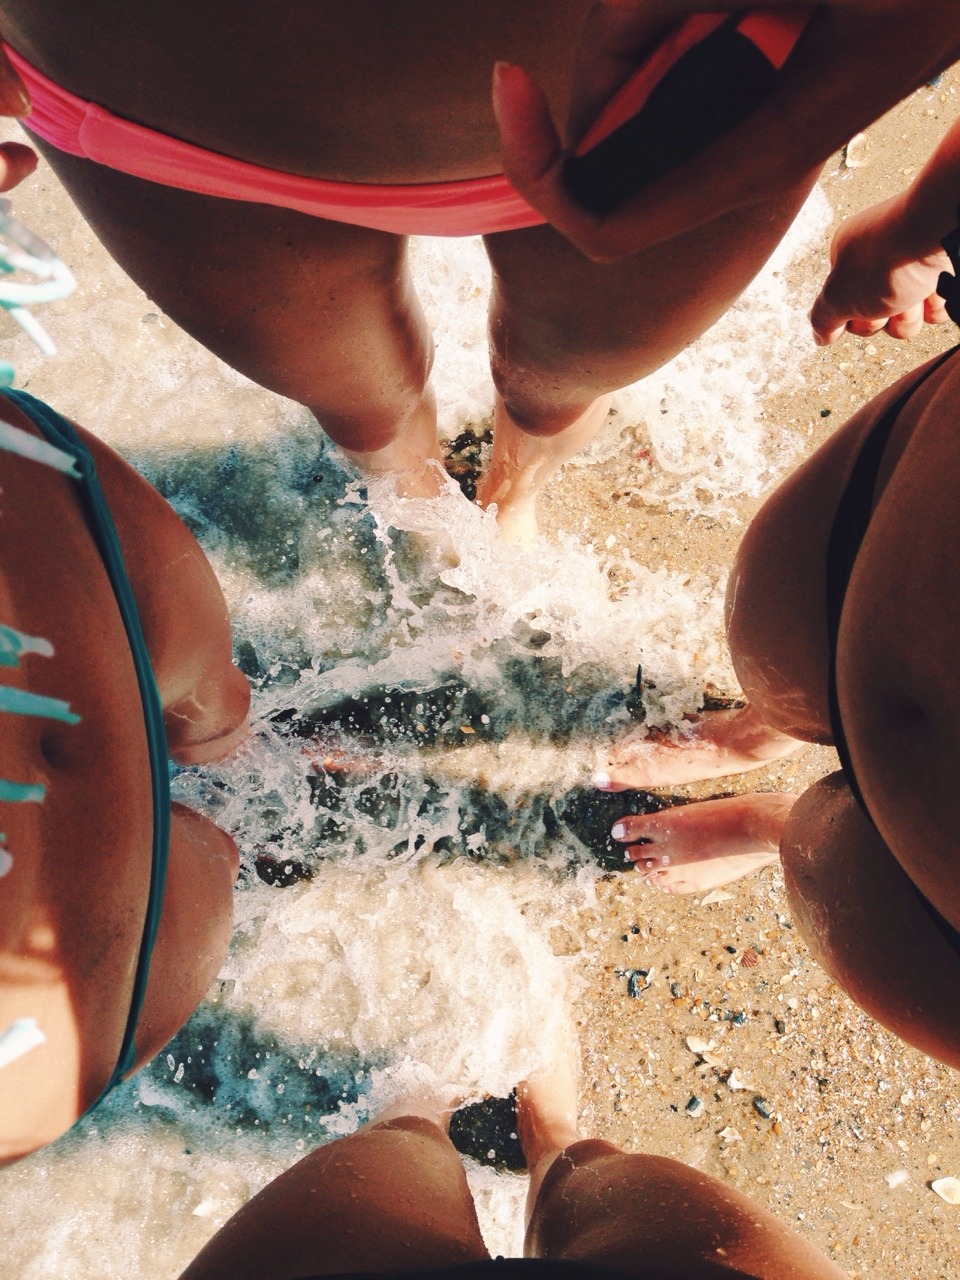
[476,393,612,545]
[515,1021,581,1217]
[593,703,802,791]
[612,792,798,894]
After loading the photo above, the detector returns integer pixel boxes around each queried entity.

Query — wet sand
[2,69,960,1280]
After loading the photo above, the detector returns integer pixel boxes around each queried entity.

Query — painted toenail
[611,822,626,839]
[593,772,611,789]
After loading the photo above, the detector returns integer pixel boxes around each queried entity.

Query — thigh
[724,361,943,742]
[527,1139,846,1279]
[781,774,960,1071]
[179,1116,489,1280]
[483,175,817,415]
[75,419,250,761]
[33,143,431,443]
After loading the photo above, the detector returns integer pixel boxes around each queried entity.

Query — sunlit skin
[0,397,250,1162]
[601,123,960,1067]
[0,0,817,543]
[179,1025,847,1280]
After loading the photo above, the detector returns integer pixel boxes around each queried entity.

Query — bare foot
[593,704,802,791]
[476,393,612,545]
[612,792,798,895]
[515,1022,581,1217]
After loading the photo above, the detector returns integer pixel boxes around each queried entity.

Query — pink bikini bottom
[5,45,545,238]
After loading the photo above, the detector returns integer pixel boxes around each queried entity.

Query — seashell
[884,1170,909,1189]
[718,1126,741,1144]
[726,1069,750,1091]
[739,949,758,968]
[685,1036,716,1055]
[931,1177,960,1205]
[843,132,871,168]
[701,890,733,905]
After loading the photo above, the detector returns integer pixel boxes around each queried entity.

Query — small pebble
[884,1170,909,1189]
[627,969,650,999]
[686,1096,703,1118]
[753,1096,773,1119]
[843,132,870,168]
[685,1036,715,1055]
[931,1176,960,1205]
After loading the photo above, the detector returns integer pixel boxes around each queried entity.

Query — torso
[837,347,960,933]
[0,1,592,181]
[0,400,152,1151]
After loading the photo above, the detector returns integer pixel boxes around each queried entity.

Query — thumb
[809,288,850,346]
[492,61,565,197]
[0,140,37,191]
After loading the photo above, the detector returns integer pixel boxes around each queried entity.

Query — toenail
[611,822,626,839]
[593,772,611,789]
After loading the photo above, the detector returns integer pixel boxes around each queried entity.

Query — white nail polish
[611,822,626,839]
[593,772,610,789]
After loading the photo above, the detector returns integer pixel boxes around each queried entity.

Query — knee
[314,357,433,453]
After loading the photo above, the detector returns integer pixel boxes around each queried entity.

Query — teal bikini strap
[1,389,171,1093]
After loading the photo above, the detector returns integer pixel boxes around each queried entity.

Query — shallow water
[0,141,848,1277]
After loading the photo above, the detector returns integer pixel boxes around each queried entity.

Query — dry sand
[549,72,960,1280]
[2,66,960,1280]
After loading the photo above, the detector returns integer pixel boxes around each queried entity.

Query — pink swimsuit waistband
[6,45,545,238]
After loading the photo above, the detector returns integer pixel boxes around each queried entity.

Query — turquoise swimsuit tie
[0,390,170,1100]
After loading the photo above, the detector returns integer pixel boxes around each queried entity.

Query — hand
[493,0,960,262]
[0,43,36,192]
[810,195,953,344]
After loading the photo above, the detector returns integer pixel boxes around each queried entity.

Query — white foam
[0,133,831,1279]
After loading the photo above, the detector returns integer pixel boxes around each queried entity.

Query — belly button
[39,726,75,769]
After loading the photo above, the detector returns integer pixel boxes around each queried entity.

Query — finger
[846,316,889,338]
[810,288,854,347]
[0,47,29,117]
[0,141,37,192]
[524,5,958,260]
[494,61,617,261]
[924,292,951,326]
[885,305,926,340]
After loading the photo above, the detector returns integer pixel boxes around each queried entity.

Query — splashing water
[0,143,831,1274]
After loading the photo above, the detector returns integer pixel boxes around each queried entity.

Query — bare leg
[31,145,447,500]
[73,417,252,764]
[593,704,802,792]
[478,393,612,544]
[518,1030,848,1280]
[612,791,797,894]
[481,173,817,541]
[178,1096,488,1280]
